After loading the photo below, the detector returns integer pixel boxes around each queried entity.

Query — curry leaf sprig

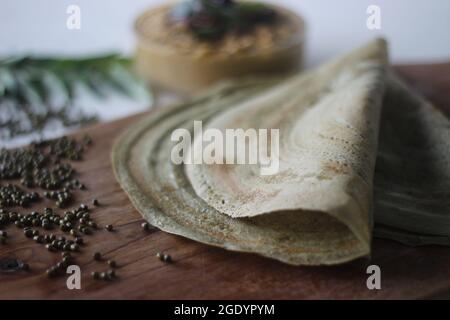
[0,54,151,139]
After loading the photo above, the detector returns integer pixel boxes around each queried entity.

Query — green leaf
[107,63,151,102]
[78,71,108,99]
[40,69,70,103]
[0,67,18,96]
[15,70,44,106]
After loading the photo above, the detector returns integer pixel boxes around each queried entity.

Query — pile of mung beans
[0,135,171,283]
[0,135,117,280]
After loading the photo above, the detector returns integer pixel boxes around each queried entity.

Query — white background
[1,0,450,146]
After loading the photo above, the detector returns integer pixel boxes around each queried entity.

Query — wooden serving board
[1,63,450,300]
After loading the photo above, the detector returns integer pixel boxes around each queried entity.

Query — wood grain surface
[1,64,449,300]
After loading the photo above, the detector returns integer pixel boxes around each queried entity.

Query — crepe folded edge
[184,38,389,261]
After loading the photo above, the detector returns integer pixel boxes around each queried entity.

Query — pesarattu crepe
[373,73,450,246]
[112,38,450,265]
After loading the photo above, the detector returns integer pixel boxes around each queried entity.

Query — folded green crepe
[373,72,450,246]
[112,39,450,265]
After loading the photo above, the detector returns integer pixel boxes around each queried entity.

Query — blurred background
[1,0,450,147]
[2,0,450,64]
